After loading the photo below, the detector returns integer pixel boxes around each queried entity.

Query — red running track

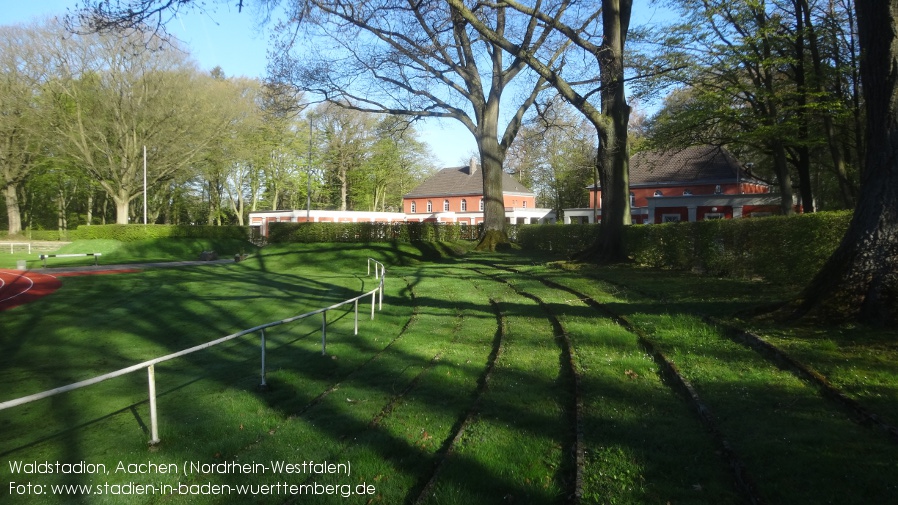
[0,268,140,312]
[0,270,62,312]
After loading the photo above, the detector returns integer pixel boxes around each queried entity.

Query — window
[654,190,664,197]
[683,189,693,196]
[629,192,636,207]
[522,201,527,209]
[461,199,467,211]
[479,198,484,211]
[704,213,725,220]
[443,199,450,211]
[410,201,417,213]
[662,214,681,223]
[714,184,722,194]
[426,200,432,212]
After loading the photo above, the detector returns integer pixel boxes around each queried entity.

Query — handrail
[0,259,387,444]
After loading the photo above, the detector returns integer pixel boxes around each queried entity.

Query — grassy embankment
[0,241,895,504]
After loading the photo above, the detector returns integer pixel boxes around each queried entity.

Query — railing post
[321,311,327,355]
[354,299,359,335]
[147,365,160,445]
[260,329,267,387]
[371,292,376,320]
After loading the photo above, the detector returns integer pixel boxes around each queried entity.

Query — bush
[268,222,481,243]
[67,224,250,242]
[623,212,851,285]
[515,224,599,255]
[513,212,851,286]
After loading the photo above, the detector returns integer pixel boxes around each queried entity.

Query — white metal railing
[3,242,31,254]
[0,258,387,445]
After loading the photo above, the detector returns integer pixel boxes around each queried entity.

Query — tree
[505,100,596,215]
[651,0,862,213]
[790,0,898,326]
[266,0,556,249]
[0,22,55,235]
[446,0,634,261]
[311,103,378,212]
[47,28,226,224]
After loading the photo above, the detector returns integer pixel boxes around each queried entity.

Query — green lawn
[1,242,895,504]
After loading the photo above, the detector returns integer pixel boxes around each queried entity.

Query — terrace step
[0,241,71,254]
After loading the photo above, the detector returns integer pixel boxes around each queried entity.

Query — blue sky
[2,1,673,167]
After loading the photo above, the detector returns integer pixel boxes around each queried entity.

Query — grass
[1,242,896,504]
[0,238,258,269]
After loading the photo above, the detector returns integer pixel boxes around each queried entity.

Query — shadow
[1,246,895,504]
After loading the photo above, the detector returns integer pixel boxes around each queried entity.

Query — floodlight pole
[307,119,313,221]
[143,145,148,225]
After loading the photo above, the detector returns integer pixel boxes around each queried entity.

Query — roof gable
[404,165,534,198]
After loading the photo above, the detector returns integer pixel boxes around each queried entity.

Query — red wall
[590,182,768,208]
[404,194,535,214]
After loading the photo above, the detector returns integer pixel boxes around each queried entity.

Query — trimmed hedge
[515,224,600,255]
[514,212,851,286]
[67,224,250,242]
[268,222,481,243]
[625,212,850,284]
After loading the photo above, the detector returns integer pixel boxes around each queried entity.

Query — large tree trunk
[580,0,632,263]
[475,91,509,251]
[792,0,898,326]
[113,192,130,225]
[4,182,23,236]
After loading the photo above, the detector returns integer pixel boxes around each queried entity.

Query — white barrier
[0,258,386,445]
[4,242,31,254]
[40,252,101,267]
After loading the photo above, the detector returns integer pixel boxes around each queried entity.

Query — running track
[0,269,140,312]
[0,270,62,312]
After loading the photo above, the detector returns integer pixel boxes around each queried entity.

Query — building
[249,158,555,237]
[402,158,554,225]
[564,145,785,224]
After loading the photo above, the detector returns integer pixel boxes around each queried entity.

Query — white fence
[3,242,31,254]
[0,258,386,445]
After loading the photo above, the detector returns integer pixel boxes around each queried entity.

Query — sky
[2,0,673,168]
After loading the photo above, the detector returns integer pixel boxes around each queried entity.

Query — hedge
[66,224,250,242]
[515,224,599,255]
[268,222,483,243]
[625,212,851,284]
[514,212,852,286]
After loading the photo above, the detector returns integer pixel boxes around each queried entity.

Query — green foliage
[624,212,851,285]
[67,224,249,242]
[514,212,851,286]
[268,222,481,243]
[515,224,599,255]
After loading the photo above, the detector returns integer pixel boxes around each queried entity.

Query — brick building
[564,145,786,224]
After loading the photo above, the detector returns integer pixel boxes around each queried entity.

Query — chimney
[469,157,478,176]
